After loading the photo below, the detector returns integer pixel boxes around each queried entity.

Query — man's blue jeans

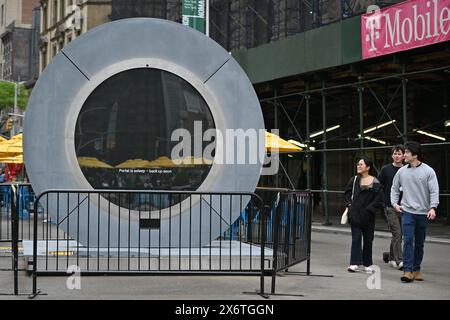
[402,211,428,272]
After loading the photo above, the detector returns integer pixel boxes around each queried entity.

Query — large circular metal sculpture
[24,18,264,248]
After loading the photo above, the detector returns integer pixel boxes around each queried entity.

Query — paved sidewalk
[1,231,449,300]
[311,214,450,245]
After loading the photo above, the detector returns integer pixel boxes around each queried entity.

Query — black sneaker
[382,252,389,263]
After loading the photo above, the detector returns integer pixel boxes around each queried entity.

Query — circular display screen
[75,68,215,210]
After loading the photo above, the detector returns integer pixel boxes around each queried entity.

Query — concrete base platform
[22,240,274,272]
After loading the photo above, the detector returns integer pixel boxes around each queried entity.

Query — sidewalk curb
[312,224,450,245]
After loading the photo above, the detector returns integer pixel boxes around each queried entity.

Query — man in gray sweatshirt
[391,141,439,283]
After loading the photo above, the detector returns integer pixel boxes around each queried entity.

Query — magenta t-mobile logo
[365,5,382,52]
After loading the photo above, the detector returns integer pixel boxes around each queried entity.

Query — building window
[60,0,65,19]
[41,48,48,72]
[52,44,57,57]
[53,0,58,25]
[42,5,48,31]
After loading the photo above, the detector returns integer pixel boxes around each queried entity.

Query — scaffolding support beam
[321,81,330,225]
[274,87,279,188]
[306,82,312,191]
[358,76,364,151]
[259,65,450,103]
[402,64,408,142]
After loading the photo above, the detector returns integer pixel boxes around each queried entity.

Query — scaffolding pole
[274,87,279,188]
[402,64,408,142]
[358,76,364,151]
[446,149,450,222]
[321,81,330,225]
[306,82,312,191]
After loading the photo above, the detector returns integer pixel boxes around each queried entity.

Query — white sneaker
[364,266,375,273]
[397,261,403,270]
[347,265,359,272]
[389,260,398,268]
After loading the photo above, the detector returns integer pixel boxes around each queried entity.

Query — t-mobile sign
[362,0,450,60]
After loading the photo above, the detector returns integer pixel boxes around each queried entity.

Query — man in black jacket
[378,145,405,270]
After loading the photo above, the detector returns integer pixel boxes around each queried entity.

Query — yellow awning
[77,157,113,168]
[265,131,302,153]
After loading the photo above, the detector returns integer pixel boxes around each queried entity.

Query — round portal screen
[75,68,215,210]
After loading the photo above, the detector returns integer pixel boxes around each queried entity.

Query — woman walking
[344,157,384,273]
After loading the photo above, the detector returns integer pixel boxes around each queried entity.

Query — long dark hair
[358,157,378,177]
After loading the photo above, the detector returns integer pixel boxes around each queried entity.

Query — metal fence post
[271,196,282,295]
[306,193,313,275]
[259,205,269,298]
[31,191,39,298]
[11,184,19,295]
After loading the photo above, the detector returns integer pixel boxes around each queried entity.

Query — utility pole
[12,76,20,136]
[0,57,3,80]
[206,0,210,37]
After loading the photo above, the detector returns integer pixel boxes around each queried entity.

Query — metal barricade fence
[22,188,314,298]
[30,190,271,297]
[0,183,40,296]
[270,191,313,294]
[233,188,313,295]
[271,191,312,270]
[0,183,43,242]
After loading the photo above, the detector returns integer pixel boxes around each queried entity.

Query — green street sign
[182,0,205,33]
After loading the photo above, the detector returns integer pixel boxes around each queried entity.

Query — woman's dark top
[344,175,385,228]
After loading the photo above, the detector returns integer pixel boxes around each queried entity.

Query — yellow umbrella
[155,156,213,167]
[8,133,22,141]
[194,157,213,165]
[265,131,302,153]
[172,156,203,166]
[116,159,153,168]
[0,133,23,154]
[0,154,23,164]
[77,157,113,168]
[148,156,178,168]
